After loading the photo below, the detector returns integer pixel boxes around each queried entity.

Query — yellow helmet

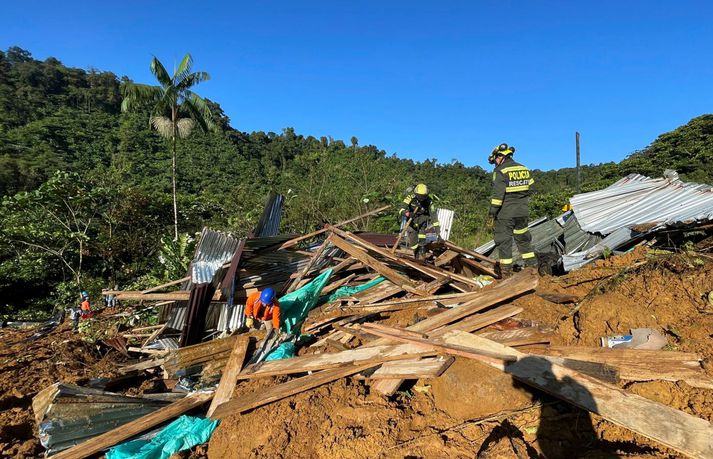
[488,143,515,164]
[414,183,428,196]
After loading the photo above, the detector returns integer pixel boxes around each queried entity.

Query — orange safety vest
[244,291,280,329]
[80,300,92,318]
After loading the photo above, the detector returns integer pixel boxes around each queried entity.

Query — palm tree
[120,53,216,240]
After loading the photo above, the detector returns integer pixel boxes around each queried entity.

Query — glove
[246,317,254,328]
[485,216,495,231]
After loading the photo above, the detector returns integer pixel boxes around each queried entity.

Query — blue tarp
[106,415,218,459]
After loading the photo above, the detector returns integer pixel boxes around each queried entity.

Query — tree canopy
[1,46,712,316]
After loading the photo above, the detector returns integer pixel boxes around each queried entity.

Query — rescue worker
[399,183,440,258]
[79,291,92,319]
[244,287,280,331]
[488,143,537,277]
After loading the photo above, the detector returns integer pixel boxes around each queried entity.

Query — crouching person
[244,288,280,331]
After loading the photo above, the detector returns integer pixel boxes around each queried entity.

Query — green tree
[0,171,103,287]
[120,53,216,239]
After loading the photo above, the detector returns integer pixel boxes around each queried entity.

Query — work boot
[497,263,513,279]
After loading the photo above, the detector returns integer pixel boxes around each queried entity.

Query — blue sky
[2,1,712,170]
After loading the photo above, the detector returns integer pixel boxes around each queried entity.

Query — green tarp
[326,276,385,303]
[106,415,218,459]
[279,269,333,335]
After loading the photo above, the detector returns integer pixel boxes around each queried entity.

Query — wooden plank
[459,256,499,278]
[415,275,451,294]
[331,227,486,288]
[369,272,537,395]
[140,276,190,294]
[445,304,524,334]
[407,272,537,334]
[434,250,460,267]
[535,347,713,389]
[141,323,167,348]
[51,391,214,459]
[278,205,391,250]
[110,290,223,301]
[321,273,356,295]
[286,239,331,293]
[236,343,437,380]
[440,331,713,459]
[536,291,581,304]
[211,362,378,419]
[328,234,423,296]
[368,356,454,379]
[443,240,497,265]
[478,327,553,347]
[207,336,251,418]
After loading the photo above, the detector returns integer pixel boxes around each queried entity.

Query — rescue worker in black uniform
[488,144,537,277]
[399,183,440,258]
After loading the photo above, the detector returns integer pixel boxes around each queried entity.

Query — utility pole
[575,131,581,193]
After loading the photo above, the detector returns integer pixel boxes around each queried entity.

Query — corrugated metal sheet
[190,228,241,285]
[436,208,455,241]
[571,170,713,235]
[253,192,284,237]
[563,214,602,253]
[475,216,549,254]
[562,227,637,271]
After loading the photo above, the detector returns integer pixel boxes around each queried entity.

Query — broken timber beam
[285,239,331,294]
[328,234,424,296]
[140,276,191,294]
[439,331,713,459]
[278,205,391,250]
[369,272,537,395]
[207,336,251,418]
[330,227,484,288]
[211,362,378,419]
[443,240,497,265]
[236,342,437,380]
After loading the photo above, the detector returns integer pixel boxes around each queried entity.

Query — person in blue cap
[244,288,280,330]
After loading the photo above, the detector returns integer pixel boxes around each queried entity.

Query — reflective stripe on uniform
[513,227,529,234]
[521,252,536,259]
[500,166,528,173]
[432,221,440,227]
[410,243,420,249]
[403,194,414,204]
[529,178,535,185]
[418,234,427,239]
[506,185,530,192]
[500,258,513,265]
[491,198,503,206]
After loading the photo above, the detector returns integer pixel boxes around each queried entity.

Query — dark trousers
[494,215,536,266]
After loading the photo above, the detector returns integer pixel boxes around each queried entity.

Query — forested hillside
[1,46,712,316]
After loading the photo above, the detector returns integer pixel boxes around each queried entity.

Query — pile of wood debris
[27,208,713,459]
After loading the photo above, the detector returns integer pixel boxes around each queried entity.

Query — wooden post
[391,217,412,254]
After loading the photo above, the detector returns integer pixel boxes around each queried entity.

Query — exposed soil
[0,319,120,458]
[208,249,713,458]
[3,249,713,458]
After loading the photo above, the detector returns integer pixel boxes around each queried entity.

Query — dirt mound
[209,250,713,458]
[0,321,120,458]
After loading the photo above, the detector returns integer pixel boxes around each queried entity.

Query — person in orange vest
[244,288,280,331]
[79,291,93,319]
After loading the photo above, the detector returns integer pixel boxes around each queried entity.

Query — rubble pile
[3,185,713,458]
